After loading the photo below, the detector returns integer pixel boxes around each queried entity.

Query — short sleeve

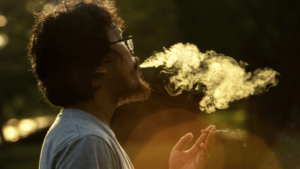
[50,135,119,169]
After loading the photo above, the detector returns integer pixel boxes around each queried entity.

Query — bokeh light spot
[34,116,55,129]
[6,118,19,126]
[0,15,7,27]
[18,119,38,137]
[3,125,20,142]
[43,3,55,12]
[0,33,9,49]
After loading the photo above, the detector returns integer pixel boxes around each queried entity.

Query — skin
[169,125,215,169]
[67,26,142,127]
[67,26,215,169]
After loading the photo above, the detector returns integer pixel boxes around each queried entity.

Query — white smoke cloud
[140,43,279,113]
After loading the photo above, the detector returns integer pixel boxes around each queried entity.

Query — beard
[116,79,152,107]
[112,56,152,107]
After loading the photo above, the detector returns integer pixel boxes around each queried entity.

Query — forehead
[107,26,122,41]
[109,26,122,35]
[117,27,122,34]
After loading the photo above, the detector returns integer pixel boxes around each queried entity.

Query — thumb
[173,133,193,151]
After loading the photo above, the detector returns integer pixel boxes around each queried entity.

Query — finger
[205,126,216,151]
[200,143,209,164]
[190,126,212,155]
[195,125,215,149]
[195,132,208,149]
[201,130,209,133]
[172,133,193,151]
[206,125,215,130]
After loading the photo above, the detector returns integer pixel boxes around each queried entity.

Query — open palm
[169,125,215,169]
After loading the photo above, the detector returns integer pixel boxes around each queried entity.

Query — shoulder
[50,134,120,169]
[40,109,122,169]
[44,109,113,151]
[54,134,113,155]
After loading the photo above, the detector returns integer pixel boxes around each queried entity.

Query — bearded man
[28,0,215,169]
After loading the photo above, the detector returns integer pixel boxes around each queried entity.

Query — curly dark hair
[28,0,124,108]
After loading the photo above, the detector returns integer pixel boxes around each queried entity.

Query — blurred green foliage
[0,0,299,168]
[0,0,60,120]
[0,0,297,119]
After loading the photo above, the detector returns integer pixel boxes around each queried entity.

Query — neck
[66,88,118,128]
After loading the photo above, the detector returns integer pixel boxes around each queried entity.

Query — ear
[95,66,108,75]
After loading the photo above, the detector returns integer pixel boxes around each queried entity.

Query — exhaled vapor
[140,43,279,113]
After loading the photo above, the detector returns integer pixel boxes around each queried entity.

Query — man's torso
[39,109,134,169]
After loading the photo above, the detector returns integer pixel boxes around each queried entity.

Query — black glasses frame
[110,36,134,54]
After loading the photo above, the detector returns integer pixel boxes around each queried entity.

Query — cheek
[109,53,135,78]
[114,60,133,80]
[122,56,134,73]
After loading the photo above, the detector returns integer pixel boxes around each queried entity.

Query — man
[28,0,215,168]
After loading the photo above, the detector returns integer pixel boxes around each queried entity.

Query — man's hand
[169,125,215,169]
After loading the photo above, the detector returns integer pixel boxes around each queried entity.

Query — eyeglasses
[110,36,134,54]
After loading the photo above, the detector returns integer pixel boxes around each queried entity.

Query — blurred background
[0,0,299,168]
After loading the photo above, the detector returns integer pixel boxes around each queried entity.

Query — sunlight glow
[0,33,9,49]
[43,3,55,12]
[3,125,20,142]
[7,118,19,126]
[2,116,55,142]
[0,15,7,27]
[18,119,38,137]
[35,116,54,129]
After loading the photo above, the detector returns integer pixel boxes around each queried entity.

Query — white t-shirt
[39,109,134,169]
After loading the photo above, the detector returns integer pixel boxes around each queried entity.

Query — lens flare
[140,43,279,113]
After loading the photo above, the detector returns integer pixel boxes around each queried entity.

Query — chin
[117,79,152,107]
